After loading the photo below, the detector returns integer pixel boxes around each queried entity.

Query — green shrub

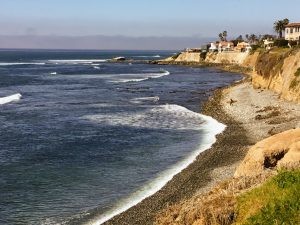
[289,40,299,47]
[295,67,300,77]
[274,39,289,48]
[290,78,300,90]
[235,170,300,225]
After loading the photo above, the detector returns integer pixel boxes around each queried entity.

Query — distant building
[285,23,300,41]
[218,41,234,52]
[209,42,218,52]
[209,41,234,52]
[185,48,201,53]
[263,39,274,50]
[235,42,252,52]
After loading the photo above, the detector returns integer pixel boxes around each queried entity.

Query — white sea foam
[50,72,57,75]
[0,62,45,66]
[130,96,160,104]
[112,70,170,83]
[134,55,161,58]
[0,93,22,105]
[48,59,107,64]
[84,104,226,225]
[93,66,101,70]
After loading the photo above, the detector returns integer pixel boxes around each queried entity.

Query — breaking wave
[134,55,161,58]
[130,96,160,104]
[47,59,108,64]
[112,70,170,83]
[0,62,45,66]
[83,104,226,225]
[0,93,22,105]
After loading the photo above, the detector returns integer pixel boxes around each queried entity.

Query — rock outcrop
[252,49,300,103]
[235,128,300,177]
[159,48,300,104]
[205,52,249,65]
[174,52,202,63]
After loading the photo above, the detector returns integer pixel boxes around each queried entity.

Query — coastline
[101,79,251,225]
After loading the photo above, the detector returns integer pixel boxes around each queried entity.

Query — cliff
[252,48,300,103]
[155,129,300,225]
[159,48,300,103]
[205,52,249,65]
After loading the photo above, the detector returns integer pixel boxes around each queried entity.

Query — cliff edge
[155,129,300,225]
[158,47,300,103]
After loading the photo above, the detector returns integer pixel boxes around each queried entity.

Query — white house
[285,23,300,41]
[263,39,274,50]
[209,42,234,52]
[235,42,252,52]
[209,42,218,52]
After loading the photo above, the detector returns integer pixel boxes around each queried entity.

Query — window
[291,28,294,34]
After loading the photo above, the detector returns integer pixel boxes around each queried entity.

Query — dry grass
[255,110,281,120]
[255,106,279,113]
[155,172,275,225]
[255,49,291,79]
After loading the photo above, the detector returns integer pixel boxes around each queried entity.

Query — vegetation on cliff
[155,128,300,225]
[235,170,300,225]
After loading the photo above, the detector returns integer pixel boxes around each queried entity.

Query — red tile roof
[286,23,300,27]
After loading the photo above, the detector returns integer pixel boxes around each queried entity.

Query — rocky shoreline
[101,50,300,224]
[103,80,251,225]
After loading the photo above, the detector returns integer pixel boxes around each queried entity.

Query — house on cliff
[235,42,252,52]
[209,41,234,52]
[285,22,300,41]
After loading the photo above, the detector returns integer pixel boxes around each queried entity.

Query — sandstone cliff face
[160,48,300,103]
[174,52,202,63]
[205,52,249,65]
[252,49,300,103]
[235,128,300,177]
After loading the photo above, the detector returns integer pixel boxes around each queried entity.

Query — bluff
[158,48,300,103]
[155,129,300,225]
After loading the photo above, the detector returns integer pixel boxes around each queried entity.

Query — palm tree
[219,33,224,41]
[245,34,249,42]
[249,34,258,44]
[236,35,243,42]
[274,19,289,38]
[222,31,228,41]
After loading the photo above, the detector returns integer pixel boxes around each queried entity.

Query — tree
[249,34,258,44]
[274,18,289,38]
[218,31,228,41]
[219,33,224,41]
[222,31,228,41]
[236,35,243,42]
[245,34,249,42]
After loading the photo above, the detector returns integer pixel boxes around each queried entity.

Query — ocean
[0,49,242,225]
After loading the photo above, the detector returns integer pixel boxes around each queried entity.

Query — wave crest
[0,93,22,105]
[83,104,226,225]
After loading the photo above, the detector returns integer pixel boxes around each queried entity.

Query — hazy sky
[1,0,299,49]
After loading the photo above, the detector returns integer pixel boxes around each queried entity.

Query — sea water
[0,49,242,225]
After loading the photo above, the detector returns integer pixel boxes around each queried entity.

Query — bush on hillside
[235,170,300,225]
[274,39,289,48]
[289,40,299,47]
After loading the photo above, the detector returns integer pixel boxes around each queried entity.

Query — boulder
[235,128,300,177]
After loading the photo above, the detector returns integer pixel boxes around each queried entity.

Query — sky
[0,0,299,50]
